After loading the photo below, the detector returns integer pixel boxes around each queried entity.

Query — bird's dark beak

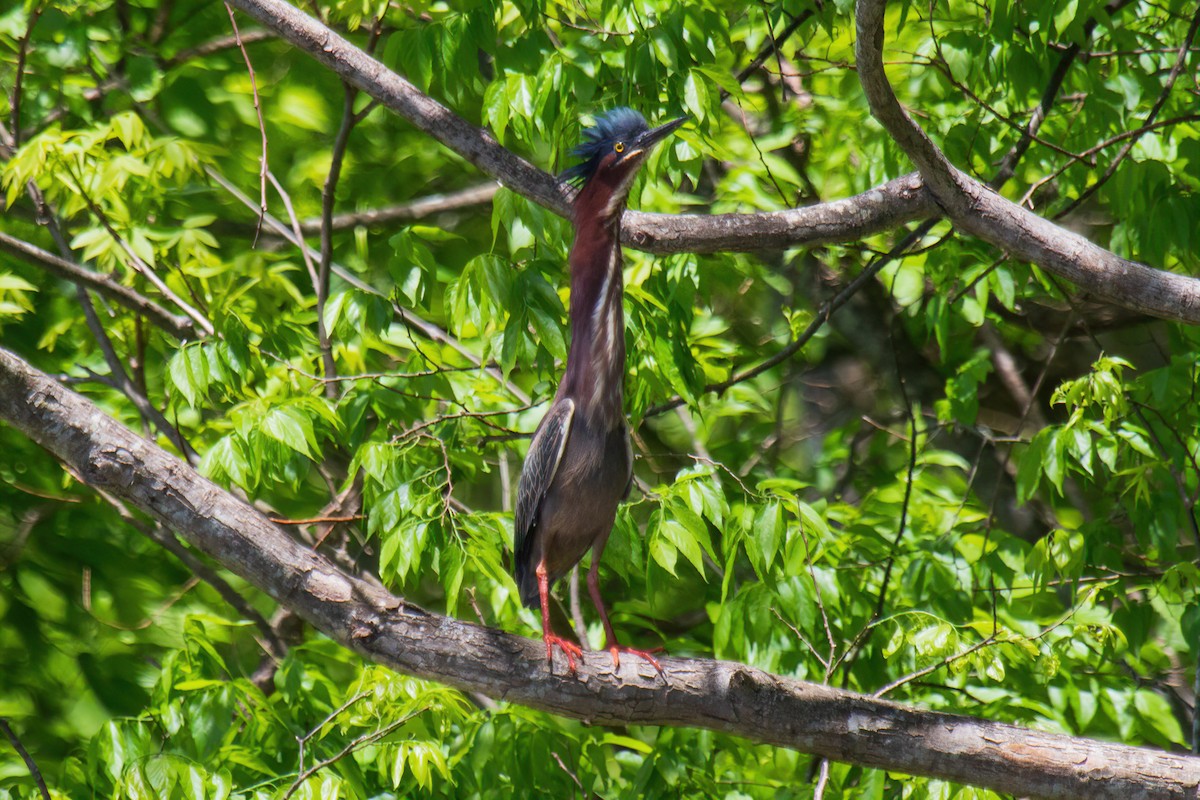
[625,115,688,159]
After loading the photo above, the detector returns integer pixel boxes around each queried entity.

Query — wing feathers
[513,398,575,591]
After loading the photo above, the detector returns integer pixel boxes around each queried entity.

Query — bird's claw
[543,633,584,673]
[607,644,666,677]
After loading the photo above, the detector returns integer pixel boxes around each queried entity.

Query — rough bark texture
[625,173,935,254]
[2,345,1199,800]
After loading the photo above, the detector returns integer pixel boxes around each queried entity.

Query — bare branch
[316,80,366,395]
[225,2,270,240]
[0,231,197,340]
[854,0,1200,324]
[9,4,44,151]
[166,28,273,66]
[299,183,499,233]
[0,718,51,800]
[3,345,1200,800]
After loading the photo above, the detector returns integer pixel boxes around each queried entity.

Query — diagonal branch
[990,0,1135,189]
[0,231,197,340]
[854,0,1200,324]
[1054,2,1200,218]
[2,343,1199,800]
[225,0,568,214]
[222,0,936,252]
[227,0,1200,325]
[0,718,51,800]
[303,183,499,233]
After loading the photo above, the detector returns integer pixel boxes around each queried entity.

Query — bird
[513,107,686,675]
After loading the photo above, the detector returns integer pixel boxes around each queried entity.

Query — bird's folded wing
[514,398,575,558]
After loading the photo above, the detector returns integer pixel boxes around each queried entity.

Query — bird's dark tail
[514,557,540,609]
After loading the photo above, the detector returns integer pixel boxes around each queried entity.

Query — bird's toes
[608,644,666,679]
[544,634,584,673]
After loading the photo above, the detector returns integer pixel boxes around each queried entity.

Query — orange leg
[537,561,583,673]
[586,556,665,677]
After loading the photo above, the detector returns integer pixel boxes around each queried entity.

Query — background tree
[2,0,1200,797]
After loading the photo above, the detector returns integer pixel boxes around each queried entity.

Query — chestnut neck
[556,175,632,429]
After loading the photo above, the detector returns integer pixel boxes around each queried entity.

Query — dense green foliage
[2,0,1199,796]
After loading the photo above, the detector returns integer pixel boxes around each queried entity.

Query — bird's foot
[543,633,584,673]
[607,644,666,677]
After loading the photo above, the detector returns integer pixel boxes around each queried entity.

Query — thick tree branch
[2,345,1199,800]
[228,0,1200,324]
[0,231,197,340]
[224,0,934,254]
[854,0,1200,324]
[626,172,934,253]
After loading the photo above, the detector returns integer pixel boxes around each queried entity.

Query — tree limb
[223,0,937,252]
[0,718,51,800]
[1,344,1198,800]
[224,0,1200,324]
[303,182,499,233]
[854,0,1200,324]
[0,231,197,340]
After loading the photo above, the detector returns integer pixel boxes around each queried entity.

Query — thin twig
[0,719,50,800]
[990,0,1137,187]
[83,566,200,631]
[813,758,830,800]
[1019,113,1200,209]
[10,4,44,150]
[96,490,285,656]
[55,156,215,334]
[0,231,196,339]
[550,750,585,790]
[226,2,270,241]
[206,167,531,404]
[644,218,940,418]
[282,707,428,799]
[568,565,589,650]
[316,87,360,394]
[295,690,370,773]
[167,28,273,65]
[1055,4,1200,217]
[74,289,196,460]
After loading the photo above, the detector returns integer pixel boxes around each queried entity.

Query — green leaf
[751,501,783,575]
[1134,689,1186,747]
[260,405,317,458]
[683,70,708,122]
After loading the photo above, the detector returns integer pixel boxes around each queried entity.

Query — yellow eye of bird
[614,142,625,153]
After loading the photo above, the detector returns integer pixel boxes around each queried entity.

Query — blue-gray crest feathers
[560,107,650,186]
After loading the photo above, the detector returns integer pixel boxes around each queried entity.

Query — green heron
[514,108,686,675]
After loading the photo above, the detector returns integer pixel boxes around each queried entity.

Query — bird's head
[562,107,686,214]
